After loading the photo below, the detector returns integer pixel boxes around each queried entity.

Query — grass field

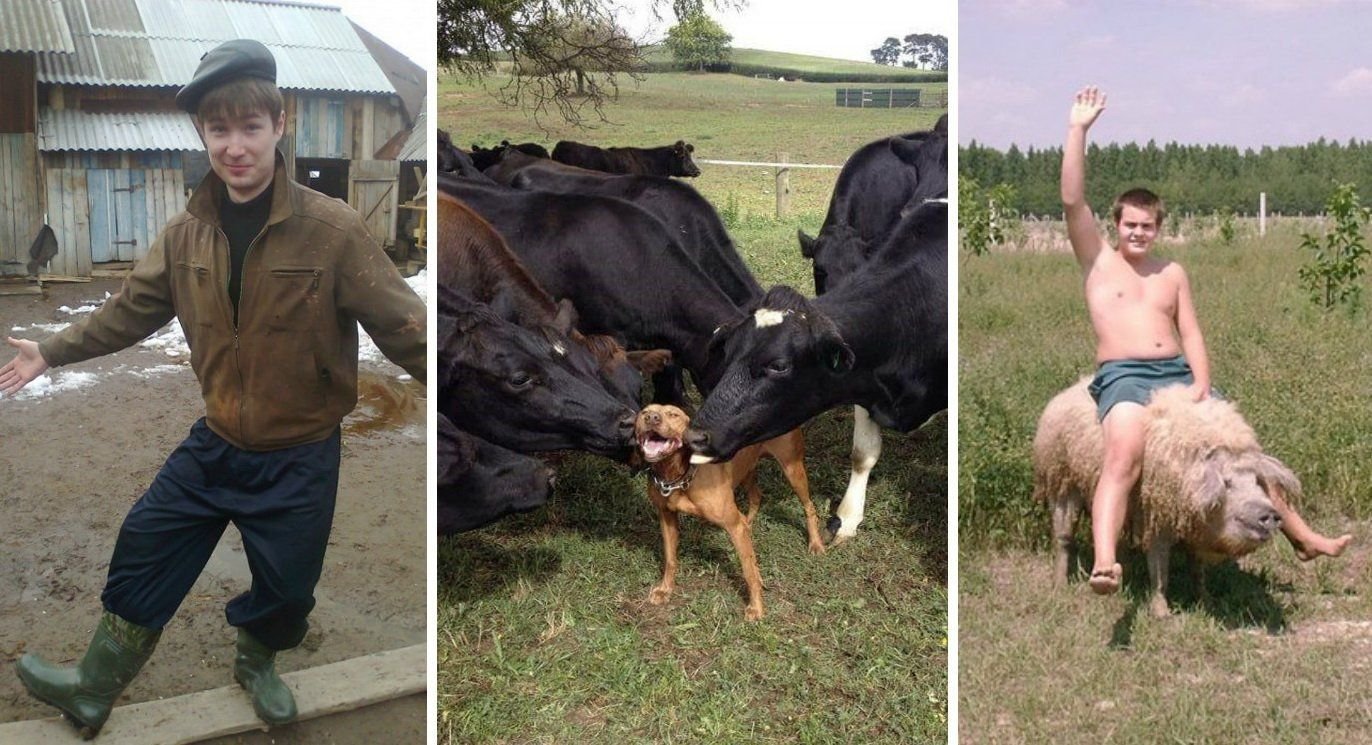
[959,221,1372,743]
[641,46,946,81]
[441,71,948,743]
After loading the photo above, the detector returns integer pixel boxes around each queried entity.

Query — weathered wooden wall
[45,166,184,275]
[0,134,44,271]
[348,159,399,252]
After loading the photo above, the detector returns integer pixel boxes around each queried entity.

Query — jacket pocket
[262,266,324,331]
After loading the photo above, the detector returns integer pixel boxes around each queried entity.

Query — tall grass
[441,71,948,743]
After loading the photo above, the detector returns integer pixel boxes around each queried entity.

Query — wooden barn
[5,0,411,279]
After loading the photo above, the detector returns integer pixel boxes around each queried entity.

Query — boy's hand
[0,337,49,397]
[1187,382,1210,403]
[1069,86,1107,130]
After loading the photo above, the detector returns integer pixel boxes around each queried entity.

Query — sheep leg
[1190,557,1210,609]
[1051,494,1082,587]
[1146,538,1173,618]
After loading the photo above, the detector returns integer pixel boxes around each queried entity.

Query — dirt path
[0,279,425,742]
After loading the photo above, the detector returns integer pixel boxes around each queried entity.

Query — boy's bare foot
[1088,562,1123,595]
[1292,533,1352,562]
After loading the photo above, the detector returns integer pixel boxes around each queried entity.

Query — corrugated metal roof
[38,108,204,151]
[396,105,425,162]
[0,0,77,53]
[36,0,395,95]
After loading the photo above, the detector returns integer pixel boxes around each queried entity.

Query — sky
[961,0,1372,150]
[330,0,432,70]
[613,0,953,63]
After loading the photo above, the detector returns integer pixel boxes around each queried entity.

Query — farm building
[1,0,416,280]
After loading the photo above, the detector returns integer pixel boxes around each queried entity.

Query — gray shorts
[1088,355,1195,422]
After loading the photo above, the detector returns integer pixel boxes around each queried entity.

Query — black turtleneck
[220,184,273,326]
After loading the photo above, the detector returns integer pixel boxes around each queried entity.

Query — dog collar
[652,465,697,496]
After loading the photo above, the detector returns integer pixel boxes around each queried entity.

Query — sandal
[1088,563,1122,595]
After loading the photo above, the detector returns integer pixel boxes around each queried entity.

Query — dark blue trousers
[101,418,340,651]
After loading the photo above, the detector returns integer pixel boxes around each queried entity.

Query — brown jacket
[40,154,426,451]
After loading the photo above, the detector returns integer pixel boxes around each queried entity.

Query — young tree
[665,12,733,71]
[870,36,902,66]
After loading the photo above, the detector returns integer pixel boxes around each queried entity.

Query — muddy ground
[0,278,426,742]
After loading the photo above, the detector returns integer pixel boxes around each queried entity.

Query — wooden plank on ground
[0,644,424,745]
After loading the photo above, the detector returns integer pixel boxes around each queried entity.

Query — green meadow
[440,69,948,743]
[959,220,1372,743]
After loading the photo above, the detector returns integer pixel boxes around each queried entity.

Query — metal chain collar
[652,465,697,496]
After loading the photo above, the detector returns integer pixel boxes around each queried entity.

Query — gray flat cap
[176,39,276,114]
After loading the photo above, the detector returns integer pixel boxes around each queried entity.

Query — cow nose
[684,428,709,452]
[617,410,637,438]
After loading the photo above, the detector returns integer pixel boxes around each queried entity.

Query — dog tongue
[642,437,678,460]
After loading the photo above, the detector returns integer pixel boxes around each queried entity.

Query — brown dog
[635,404,824,620]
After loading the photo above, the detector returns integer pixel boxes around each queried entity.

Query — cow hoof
[823,515,842,543]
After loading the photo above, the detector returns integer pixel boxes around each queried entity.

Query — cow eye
[764,359,791,376]
[508,371,534,390]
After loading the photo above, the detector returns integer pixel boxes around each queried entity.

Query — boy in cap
[1060,85,1349,596]
[0,38,425,736]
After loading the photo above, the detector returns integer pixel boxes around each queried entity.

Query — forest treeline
[961,139,1372,218]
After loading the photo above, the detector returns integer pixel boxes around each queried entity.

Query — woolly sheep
[1032,377,1298,617]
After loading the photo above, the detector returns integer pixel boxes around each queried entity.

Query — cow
[437,190,664,407]
[785,119,949,544]
[686,198,948,544]
[551,139,701,178]
[488,150,760,306]
[436,129,492,181]
[438,413,553,534]
[798,115,948,295]
[439,284,638,460]
[441,175,745,407]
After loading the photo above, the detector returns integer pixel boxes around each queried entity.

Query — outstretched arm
[0,337,51,396]
[1062,86,1109,271]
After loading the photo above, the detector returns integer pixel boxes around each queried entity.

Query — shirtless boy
[1060,85,1350,594]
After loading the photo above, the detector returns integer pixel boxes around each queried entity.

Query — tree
[901,33,948,71]
[870,36,901,66]
[664,12,732,71]
[439,0,641,126]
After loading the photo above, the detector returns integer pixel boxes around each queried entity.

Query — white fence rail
[696,156,845,217]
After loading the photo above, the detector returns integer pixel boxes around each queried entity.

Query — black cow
[438,190,664,407]
[490,150,760,306]
[552,139,701,178]
[441,175,744,406]
[439,284,637,459]
[437,129,492,181]
[687,199,948,543]
[438,414,553,534]
[798,115,948,294]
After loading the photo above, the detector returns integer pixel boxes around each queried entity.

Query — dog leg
[741,470,761,527]
[774,429,825,555]
[723,518,765,621]
[650,501,680,606]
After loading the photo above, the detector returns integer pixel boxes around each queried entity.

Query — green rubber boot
[233,628,298,725]
[16,611,160,739]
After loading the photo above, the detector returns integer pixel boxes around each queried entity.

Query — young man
[0,39,425,735]
[1060,85,1349,595]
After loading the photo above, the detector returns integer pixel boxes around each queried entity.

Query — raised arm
[1061,86,1109,271]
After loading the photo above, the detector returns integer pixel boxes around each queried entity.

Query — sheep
[1032,377,1299,617]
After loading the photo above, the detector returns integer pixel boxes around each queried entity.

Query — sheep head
[1187,448,1286,562]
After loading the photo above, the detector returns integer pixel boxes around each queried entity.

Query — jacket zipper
[224,224,270,442]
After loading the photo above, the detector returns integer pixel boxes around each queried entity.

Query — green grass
[440,71,948,743]
[959,221,1372,742]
